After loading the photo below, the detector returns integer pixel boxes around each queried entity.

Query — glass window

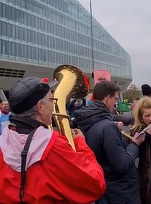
[2,22,7,36]
[23,45,27,58]
[45,50,48,62]
[31,15,35,29]
[7,6,12,20]
[41,49,45,62]
[23,12,27,25]
[27,29,31,42]
[20,11,24,24]
[37,33,41,45]
[21,27,24,41]
[15,9,20,23]
[31,46,34,60]
[15,26,19,39]
[0,39,2,54]
[22,45,25,58]
[34,32,38,44]
[39,18,43,30]
[6,23,11,38]
[41,34,45,46]
[0,3,2,18]
[23,28,27,41]
[27,46,32,59]
[0,21,2,36]
[20,44,23,58]
[2,4,6,18]
[34,47,39,60]
[11,7,15,21]
[2,40,5,54]
[5,41,9,55]
[48,51,51,62]
[51,23,55,34]
[52,38,56,49]
[42,19,45,31]
[51,51,55,63]
[30,30,34,43]
[44,35,47,46]
[38,48,41,61]
[35,16,38,29]
[27,13,31,27]
[16,43,20,57]
[11,42,15,56]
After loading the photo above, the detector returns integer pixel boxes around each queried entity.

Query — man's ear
[105,95,110,101]
[102,95,109,105]
[36,100,44,114]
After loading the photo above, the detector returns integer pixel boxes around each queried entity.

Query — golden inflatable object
[52,65,90,150]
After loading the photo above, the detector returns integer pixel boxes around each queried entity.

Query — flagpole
[90,0,95,72]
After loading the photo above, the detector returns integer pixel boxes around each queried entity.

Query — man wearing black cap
[0,77,106,203]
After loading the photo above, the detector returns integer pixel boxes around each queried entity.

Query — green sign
[118,102,131,112]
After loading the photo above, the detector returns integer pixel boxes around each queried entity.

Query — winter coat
[131,125,151,204]
[75,101,141,204]
[0,115,106,204]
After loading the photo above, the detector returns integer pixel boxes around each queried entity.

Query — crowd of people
[0,77,151,204]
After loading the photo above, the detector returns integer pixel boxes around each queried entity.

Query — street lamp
[90,0,95,72]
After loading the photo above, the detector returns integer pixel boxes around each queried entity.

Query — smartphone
[136,124,151,138]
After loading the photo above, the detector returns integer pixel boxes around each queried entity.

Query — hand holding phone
[136,124,151,138]
[132,132,145,146]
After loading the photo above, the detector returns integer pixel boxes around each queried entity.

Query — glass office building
[0,0,132,91]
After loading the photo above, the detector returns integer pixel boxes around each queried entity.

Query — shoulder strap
[19,128,37,204]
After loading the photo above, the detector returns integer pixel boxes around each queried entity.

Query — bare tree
[123,84,142,102]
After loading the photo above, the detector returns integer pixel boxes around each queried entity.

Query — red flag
[93,70,111,85]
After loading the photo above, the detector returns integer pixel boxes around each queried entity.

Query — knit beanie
[141,84,151,96]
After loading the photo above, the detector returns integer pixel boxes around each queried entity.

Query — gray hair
[13,105,37,118]
[12,94,49,118]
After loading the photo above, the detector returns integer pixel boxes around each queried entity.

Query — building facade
[0,0,132,91]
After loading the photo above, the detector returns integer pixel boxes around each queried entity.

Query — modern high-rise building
[0,0,132,92]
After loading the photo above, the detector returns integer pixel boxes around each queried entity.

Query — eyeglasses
[114,97,119,101]
[109,95,119,102]
[45,97,58,102]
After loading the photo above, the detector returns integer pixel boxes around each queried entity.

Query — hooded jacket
[75,101,141,204]
[0,115,106,204]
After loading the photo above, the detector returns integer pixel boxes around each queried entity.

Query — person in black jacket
[131,96,151,204]
[75,80,146,204]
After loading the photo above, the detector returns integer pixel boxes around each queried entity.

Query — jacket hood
[75,101,112,131]
[0,126,53,172]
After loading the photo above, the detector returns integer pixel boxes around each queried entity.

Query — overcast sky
[79,0,151,87]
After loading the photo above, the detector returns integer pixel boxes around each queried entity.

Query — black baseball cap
[9,77,57,114]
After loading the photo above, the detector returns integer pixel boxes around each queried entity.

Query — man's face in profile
[1,101,9,113]
[106,92,119,112]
